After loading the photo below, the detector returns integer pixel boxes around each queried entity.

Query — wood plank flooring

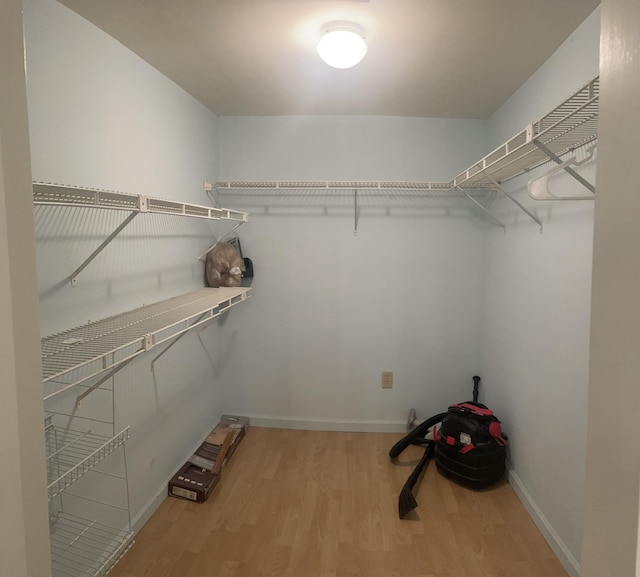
[109,427,569,577]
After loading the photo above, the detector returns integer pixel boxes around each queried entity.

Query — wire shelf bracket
[482,171,543,232]
[454,186,506,231]
[71,212,138,287]
[75,357,136,409]
[150,311,213,373]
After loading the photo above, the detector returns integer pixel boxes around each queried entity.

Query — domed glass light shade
[317,22,367,69]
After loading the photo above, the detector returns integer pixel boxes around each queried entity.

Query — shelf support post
[481,172,543,232]
[70,212,138,286]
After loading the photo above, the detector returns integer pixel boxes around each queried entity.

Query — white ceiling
[58,0,599,119]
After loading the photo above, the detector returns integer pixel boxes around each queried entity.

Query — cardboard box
[169,415,249,503]
[168,463,219,503]
[188,415,249,472]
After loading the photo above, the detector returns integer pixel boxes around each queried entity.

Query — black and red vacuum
[389,376,508,517]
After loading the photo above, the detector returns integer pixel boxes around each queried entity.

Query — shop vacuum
[389,376,508,518]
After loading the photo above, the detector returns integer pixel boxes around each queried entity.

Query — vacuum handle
[472,375,481,403]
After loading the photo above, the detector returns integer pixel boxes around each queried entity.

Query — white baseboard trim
[131,485,167,533]
[129,413,226,533]
[507,468,581,577]
[248,415,407,433]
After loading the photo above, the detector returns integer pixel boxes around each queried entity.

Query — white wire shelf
[210,78,598,197]
[207,76,598,231]
[33,182,248,222]
[34,182,249,286]
[210,180,461,196]
[46,426,130,500]
[41,287,251,400]
[452,76,599,189]
[50,513,134,577]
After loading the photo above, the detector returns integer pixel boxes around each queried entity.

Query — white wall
[0,1,51,575]
[479,7,600,576]
[581,0,640,575]
[24,0,240,530]
[219,115,488,181]
[217,115,491,429]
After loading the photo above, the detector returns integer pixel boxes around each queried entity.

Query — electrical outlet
[381,371,393,389]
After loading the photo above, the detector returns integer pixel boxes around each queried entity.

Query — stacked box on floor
[169,415,249,503]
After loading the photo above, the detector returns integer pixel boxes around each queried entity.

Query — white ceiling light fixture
[317,21,367,69]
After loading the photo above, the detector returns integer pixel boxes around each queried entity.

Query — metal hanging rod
[527,141,596,201]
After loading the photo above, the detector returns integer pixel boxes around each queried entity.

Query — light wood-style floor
[109,427,569,577]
